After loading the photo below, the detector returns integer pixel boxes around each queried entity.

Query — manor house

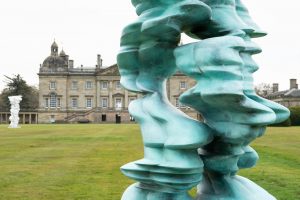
[38,42,199,123]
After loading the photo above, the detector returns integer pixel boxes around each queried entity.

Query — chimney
[290,79,298,89]
[272,83,279,93]
[97,54,103,68]
[69,60,74,69]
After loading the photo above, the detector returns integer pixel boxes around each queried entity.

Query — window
[175,98,186,108]
[71,81,78,90]
[175,98,179,108]
[50,115,55,123]
[101,81,108,89]
[116,81,121,89]
[180,81,187,89]
[130,115,135,122]
[86,98,92,108]
[115,98,122,110]
[85,81,92,89]
[101,98,108,108]
[71,98,78,108]
[45,98,49,108]
[50,93,56,108]
[50,81,56,90]
[57,98,61,108]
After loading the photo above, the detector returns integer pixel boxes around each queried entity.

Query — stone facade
[38,42,200,123]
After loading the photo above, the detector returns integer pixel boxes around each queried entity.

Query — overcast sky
[0,0,299,92]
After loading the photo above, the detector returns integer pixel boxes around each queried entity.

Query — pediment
[112,93,125,97]
[98,64,120,76]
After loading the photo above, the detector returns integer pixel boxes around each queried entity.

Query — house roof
[267,88,300,98]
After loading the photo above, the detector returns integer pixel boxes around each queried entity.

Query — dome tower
[51,41,58,56]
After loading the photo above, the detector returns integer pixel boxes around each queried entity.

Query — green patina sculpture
[117,0,290,199]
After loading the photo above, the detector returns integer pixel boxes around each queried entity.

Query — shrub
[289,106,300,126]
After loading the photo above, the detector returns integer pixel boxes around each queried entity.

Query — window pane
[116,81,121,89]
[50,94,56,108]
[50,82,56,89]
[57,98,61,107]
[102,81,108,89]
[115,98,122,109]
[86,81,92,89]
[72,81,78,89]
[86,98,92,108]
[180,81,186,89]
[102,98,108,108]
[45,98,49,108]
[71,98,78,108]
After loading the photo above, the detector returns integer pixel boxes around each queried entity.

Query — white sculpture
[8,95,22,128]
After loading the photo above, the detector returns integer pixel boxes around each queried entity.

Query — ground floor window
[101,98,108,108]
[71,98,78,108]
[130,115,135,122]
[50,94,57,108]
[45,98,49,108]
[115,98,122,110]
[57,98,61,108]
[86,98,92,108]
[50,115,55,123]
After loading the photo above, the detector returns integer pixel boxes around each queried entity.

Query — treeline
[0,75,38,111]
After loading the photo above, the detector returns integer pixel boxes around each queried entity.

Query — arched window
[50,93,57,108]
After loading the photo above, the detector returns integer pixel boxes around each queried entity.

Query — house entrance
[101,114,106,122]
[115,114,121,124]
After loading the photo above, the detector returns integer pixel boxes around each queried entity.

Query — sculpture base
[196,174,276,200]
[8,126,21,129]
[121,183,193,200]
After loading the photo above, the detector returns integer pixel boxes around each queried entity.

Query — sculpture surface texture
[117,0,290,199]
[8,95,22,128]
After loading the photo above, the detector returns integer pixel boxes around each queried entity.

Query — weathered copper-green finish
[117,0,290,199]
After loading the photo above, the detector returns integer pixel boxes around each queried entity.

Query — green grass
[0,125,299,200]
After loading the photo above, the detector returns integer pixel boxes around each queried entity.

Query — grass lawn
[0,125,299,200]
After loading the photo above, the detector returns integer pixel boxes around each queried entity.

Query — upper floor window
[101,81,108,90]
[50,81,56,90]
[86,98,92,108]
[116,81,121,90]
[71,98,78,108]
[180,81,187,89]
[71,81,78,90]
[85,81,92,89]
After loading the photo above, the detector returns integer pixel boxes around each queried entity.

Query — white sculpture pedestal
[8,95,22,128]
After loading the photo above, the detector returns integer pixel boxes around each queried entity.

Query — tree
[255,83,273,97]
[0,75,39,111]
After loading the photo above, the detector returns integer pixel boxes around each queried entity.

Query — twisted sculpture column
[118,0,290,199]
[118,1,214,199]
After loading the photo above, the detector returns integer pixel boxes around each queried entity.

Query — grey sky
[0,0,299,92]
